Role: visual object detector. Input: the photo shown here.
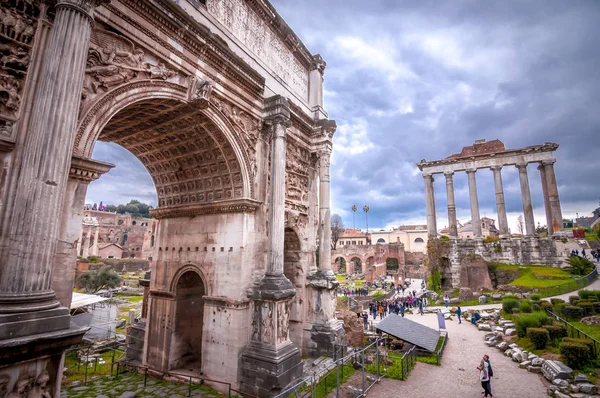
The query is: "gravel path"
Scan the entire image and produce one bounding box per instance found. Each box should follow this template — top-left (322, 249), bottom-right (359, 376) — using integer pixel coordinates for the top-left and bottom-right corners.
top-left (365, 311), bottom-right (549, 397)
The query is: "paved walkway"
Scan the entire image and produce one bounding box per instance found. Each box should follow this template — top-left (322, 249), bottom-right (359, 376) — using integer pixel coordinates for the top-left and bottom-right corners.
top-left (365, 312), bottom-right (548, 398)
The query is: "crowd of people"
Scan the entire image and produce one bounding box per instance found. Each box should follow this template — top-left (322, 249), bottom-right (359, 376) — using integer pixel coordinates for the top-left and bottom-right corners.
top-left (570, 248), bottom-right (600, 262)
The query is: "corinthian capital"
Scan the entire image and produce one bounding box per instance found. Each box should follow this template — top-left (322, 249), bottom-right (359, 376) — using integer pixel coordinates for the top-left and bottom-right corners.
top-left (56, 0), bottom-right (110, 20)
top-left (316, 147), bottom-right (331, 169)
top-left (263, 95), bottom-right (291, 127)
top-left (315, 119), bottom-right (336, 141)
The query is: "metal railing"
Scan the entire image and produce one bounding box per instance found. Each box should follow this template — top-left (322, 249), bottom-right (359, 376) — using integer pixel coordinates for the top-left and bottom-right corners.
top-left (273, 337), bottom-right (388, 398)
top-left (399, 345), bottom-right (416, 380)
top-left (546, 309), bottom-right (600, 358)
top-left (435, 331), bottom-right (448, 365)
top-left (537, 267), bottom-right (598, 298)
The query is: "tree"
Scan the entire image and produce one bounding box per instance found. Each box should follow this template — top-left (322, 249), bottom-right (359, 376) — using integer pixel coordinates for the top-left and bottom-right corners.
top-left (331, 213), bottom-right (344, 249)
top-left (536, 222), bottom-right (548, 235)
top-left (77, 266), bottom-right (122, 293)
top-left (517, 215), bottom-right (524, 235)
top-left (566, 256), bottom-right (595, 276)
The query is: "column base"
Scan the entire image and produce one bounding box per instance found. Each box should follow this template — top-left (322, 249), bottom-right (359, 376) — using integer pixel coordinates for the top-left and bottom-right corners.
top-left (240, 341), bottom-right (302, 397)
top-left (309, 319), bottom-right (345, 358)
top-left (0, 306), bottom-right (71, 340)
top-left (253, 274), bottom-right (296, 300)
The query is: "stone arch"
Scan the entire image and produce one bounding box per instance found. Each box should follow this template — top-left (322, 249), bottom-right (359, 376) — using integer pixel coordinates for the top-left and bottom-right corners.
top-left (169, 268), bottom-right (206, 371)
top-left (334, 257), bottom-right (347, 274)
top-left (366, 256), bottom-right (374, 268)
top-left (169, 264), bottom-right (211, 296)
top-left (73, 80), bottom-right (254, 202)
top-left (349, 256), bottom-right (362, 274)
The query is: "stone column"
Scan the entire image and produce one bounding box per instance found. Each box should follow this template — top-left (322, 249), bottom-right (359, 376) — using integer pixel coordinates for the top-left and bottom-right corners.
top-left (538, 163), bottom-right (554, 235)
top-left (466, 169), bottom-right (482, 238)
top-left (309, 54), bottom-right (327, 120)
top-left (423, 174), bottom-right (437, 237)
top-left (82, 227), bottom-right (90, 259)
top-left (516, 164), bottom-right (536, 236)
top-left (444, 172), bottom-right (458, 237)
top-left (76, 228), bottom-right (83, 257)
top-left (317, 146), bottom-right (333, 274)
top-left (542, 160), bottom-right (564, 234)
top-left (241, 96), bottom-right (301, 397)
top-left (92, 226), bottom-right (100, 256)
top-left (0, 0), bottom-right (108, 323)
top-left (491, 166), bottom-right (510, 237)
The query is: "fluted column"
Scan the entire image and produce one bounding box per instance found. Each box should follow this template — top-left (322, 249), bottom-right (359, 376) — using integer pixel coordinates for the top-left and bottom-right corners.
top-left (491, 166), bottom-right (509, 237)
top-left (516, 164), bottom-right (536, 236)
top-left (542, 160), bottom-right (564, 234)
top-left (538, 163), bottom-right (554, 235)
top-left (318, 147), bottom-right (333, 272)
top-left (423, 174), bottom-right (437, 237)
top-left (444, 172), bottom-right (458, 237)
top-left (466, 169), bottom-right (482, 238)
top-left (0, 0), bottom-right (107, 312)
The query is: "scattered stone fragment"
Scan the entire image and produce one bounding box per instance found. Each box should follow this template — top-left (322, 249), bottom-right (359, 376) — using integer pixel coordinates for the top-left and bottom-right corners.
top-left (574, 373), bottom-right (589, 384)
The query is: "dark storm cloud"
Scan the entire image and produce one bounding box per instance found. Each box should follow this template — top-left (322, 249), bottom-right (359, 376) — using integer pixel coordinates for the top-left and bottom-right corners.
top-left (271, 0), bottom-right (600, 230)
top-left (89, 1), bottom-right (600, 230)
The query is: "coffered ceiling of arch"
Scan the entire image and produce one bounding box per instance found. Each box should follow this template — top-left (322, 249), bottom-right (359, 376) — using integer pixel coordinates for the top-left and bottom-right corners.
top-left (98, 98), bottom-right (245, 207)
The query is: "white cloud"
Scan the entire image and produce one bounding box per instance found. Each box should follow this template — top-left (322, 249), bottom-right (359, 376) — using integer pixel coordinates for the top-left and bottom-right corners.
top-left (332, 117), bottom-right (375, 158)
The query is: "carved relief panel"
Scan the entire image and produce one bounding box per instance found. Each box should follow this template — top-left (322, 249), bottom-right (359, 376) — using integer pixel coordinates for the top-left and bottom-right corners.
top-left (285, 136), bottom-right (310, 214)
top-left (0, 0), bottom-right (40, 140)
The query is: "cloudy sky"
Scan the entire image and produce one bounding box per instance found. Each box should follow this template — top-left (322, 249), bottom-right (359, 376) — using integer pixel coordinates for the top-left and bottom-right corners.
top-left (87, 0), bottom-right (600, 233)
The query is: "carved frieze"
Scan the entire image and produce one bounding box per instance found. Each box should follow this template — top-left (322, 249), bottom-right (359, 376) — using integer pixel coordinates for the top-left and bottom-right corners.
top-left (82, 28), bottom-right (177, 104)
top-left (0, 362), bottom-right (54, 398)
top-left (211, 96), bottom-right (261, 178)
top-left (0, 0), bottom-right (40, 139)
top-left (285, 137), bottom-right (310, 214)
top-left (206, 0), bottom-right (309, 100)
top-left (276, 301), bottom-right (290, 344)
top-left (188, 75), bottom-right (213, 109)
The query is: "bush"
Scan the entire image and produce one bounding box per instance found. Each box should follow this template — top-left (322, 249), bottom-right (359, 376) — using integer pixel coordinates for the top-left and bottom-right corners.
top-left (588, 296), bottom-right (598, 302)
top-left (554, 302), bottom-right (567, 314)
top-left (519, 300), bottom-right (533, 313)
top-left (372, 291), bottom-right (384, 299)
top-left (531, 294), bottom-right (542, 301)
top-left (503, 297), bottom-right (520, 313)
top-left (439, 235), bottom-right (450, 241)
top-left (543, 324), bottom-right (567, 341)
top-left (76, 266), bottom-right (122, 294)
top-left (87, 255), bottom-right (100, 263)
top-left (577, 301), bottom-right (595, 316)
top-left (562, 305), bottom-right (584, 320)
top-left (512, 308), bottom-right (520, 314)
top-left (566, 256), bottom-right (595, 276)
top-left (532, 303), bottom-right (541, 312)
top-left (483, 236), bottom-right (499, 244)
top-left (569, 296), bottom-right (580, 305)
top-left (541, 301), bottom-right (553, 310)
top-left (527, 328), bottom-right (550, 349)
top-left (514, 312), bottom-right (549, 337)
top-left (593, 302), bottom-right (600, 313)
top-left (560, 340), bottom-right (592, 369)
top-left (578, 290), bottom-right (599, 300)
top-left (551, 298), bottom-right (565, 306)
top-left (563, 337), bottom-right (595, 353)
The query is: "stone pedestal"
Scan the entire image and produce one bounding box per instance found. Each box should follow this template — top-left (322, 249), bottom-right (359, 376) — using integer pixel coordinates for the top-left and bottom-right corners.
top-left (306, 271), bottom-right (344, 357)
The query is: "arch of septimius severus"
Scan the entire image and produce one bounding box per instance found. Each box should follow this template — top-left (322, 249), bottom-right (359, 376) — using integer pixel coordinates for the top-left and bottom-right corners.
top-left (0, 0), bottom-right (343, 396)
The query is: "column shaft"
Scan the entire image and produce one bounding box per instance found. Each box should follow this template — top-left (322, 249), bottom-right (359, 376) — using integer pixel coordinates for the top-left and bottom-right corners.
top-left (517, 164), bottom-right (536, 236)
top-left (318, 149), bottom-right (332, 271)
top-left (267, 121), bottom-right (287, 276)
top-left (444, 172), bottom-right (458, 237)
top-left (543, 161), bottom-right (564, 233)
top-left (538, 163), bottom-right (554, 235)
top-left (92, 226), bottom-right (99, 256)
top-left (423, 175), bottom-right (437, 237)
top-left (466, 169), bottom-right (482, 237)
top-left (82, 227), bottom-right (90, 259)
top-left (0, 1), bottom-right (101, 310)
top-left (491, 167), bottom-right (509, 237)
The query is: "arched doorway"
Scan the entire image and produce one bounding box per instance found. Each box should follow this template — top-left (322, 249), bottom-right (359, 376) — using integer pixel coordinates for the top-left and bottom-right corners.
top-left (386, 258), bottom-right (399, 272)
top-left (170, 270), bottom-right (205, 371)
top-left (440, 257), bottom-right (452, 289)
top-left (335, 257), bottom-right (347, 274)
top-left (350, 257), bottom-right (362, 274)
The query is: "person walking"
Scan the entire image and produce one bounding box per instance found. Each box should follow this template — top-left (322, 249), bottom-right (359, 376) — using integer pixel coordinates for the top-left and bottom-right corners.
top-left (456, 306), bottom-right (462, 323)
top-left (477, 361), bottom-right (492, 398)
top-left (483, 354), bottom-right (494, 396)
top-left (418, 298), bottom-right (424, 315)
top-left (444, 294), bottom-right (450, 308)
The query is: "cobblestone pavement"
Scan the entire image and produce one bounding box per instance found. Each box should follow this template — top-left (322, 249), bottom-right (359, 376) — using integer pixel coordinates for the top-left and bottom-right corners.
top-left (61, 373), bottom-right (223, 398)
top-left (365, 312), bottom-right (549, 398)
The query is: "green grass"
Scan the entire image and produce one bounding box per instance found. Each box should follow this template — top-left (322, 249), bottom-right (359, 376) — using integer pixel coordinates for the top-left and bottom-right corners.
top-left (63, 349), bottom-right (123, 383)
top-left (311, 364), bottom-right (355, 398)
top-left (335, 275), bottom-right (347, 283)
top-left (570, 321), bottom-right (600, 341)
top-left (365, 353), bottom-right (406, 380)
top-left (495, 264), bottom-right (575, 288)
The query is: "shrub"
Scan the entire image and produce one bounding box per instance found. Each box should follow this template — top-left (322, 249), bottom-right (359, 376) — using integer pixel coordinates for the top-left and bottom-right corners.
top-left (543, 324), bottom-right (567, 341)
top-left (519, 300), bottom-right (533, 313)
top-left (588, 296), bottom-right (598, 302)
top-left (562, 305), bottom-right (584, 320)
top-left (566, 256), bottom-right (595, 276)
top-left (541, 301), bottom-right (553, 310)
top-left (554, 302), bottom-right (567, 314)
top-left (372, 291), bottom-right (384, 299)
top-left (483, 236), bottom-right (499, 244)
top-left (439, 235), bottom-right (450, 241)
top-left (578, 290), bottom-right (597, 300)
top-left (532, 303), bottom-right (541, 312)
top-left (593, 302), bottom-right (600, 313)
top-left (560, 340), bottom-right (592, 369)
top-left (569, 296), bottom-right (580, 305)
top-left (87, 255), bottom-right (100, 263)
top-left (503, 297), bottom-right (520, 313)
top-left (512, 308), bottom-right (520, 314)
top-left (531, 294), bottom-right (542, 301)
top-left (563, 338), bottom-right (595, 353)
top-left (577, 301), bottom-right (595, 316)
top-left (551, 298), bottom-right (565, 306)
top-left (514, 312), bottom-right (549, 337)
top-left (527, 328), bottom-right (550, 349)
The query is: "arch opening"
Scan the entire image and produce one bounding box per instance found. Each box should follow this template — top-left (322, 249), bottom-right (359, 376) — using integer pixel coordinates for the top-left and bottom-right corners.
top-left (170, 270), bottom-right (206, 372)
top-left (335, 257), bottom-right (346, 274)
top-left (349, 257), bottom-right (362, 274)
top-left (386, 257), bottom-right (399, 272)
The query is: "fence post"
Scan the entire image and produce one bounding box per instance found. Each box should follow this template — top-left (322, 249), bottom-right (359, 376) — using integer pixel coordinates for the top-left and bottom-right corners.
top-left (144, 368), bottom-right (147, 387)
top-left (84, 350), bottom-right (89, 385)
top-left (188, 376), bottom-right (192, 397)
top-left (336, 358), bottom-right (340, 398)
top-left (116, 363), bottom-right (119, 380)
top-left (376, 339), bottom-right (380, 380)
top-left (361, 348), bottom-right (365, 394)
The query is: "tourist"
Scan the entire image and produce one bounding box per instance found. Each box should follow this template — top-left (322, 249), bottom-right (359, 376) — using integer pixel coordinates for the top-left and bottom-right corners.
top-left (582, 249), bottom-right (587, 258)
top-left (471, 312), bottom-right (481, 325)
top-left (456, 306), bottom-right (462, 324)
top-left (444, 294), bottom-right (450, 308)
top-left (477, 361), bottom-right (492, 398)
top-left (362, 312), bottom-right (369, 330)
top-left (418, 298), bottom-right (424, 315)
top-left (378, 304), bottom-right (384, 319)
top-left (483, 354), bottom-right (494, 396)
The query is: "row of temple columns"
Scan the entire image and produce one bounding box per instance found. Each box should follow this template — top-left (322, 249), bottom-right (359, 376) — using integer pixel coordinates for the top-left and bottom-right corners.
top-left (424, 160), bottom-right (564, 238)
top-left (76, 225), bottom-right (99, 259)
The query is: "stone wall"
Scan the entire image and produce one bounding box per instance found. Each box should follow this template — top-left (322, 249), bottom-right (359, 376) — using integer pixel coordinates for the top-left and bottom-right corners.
top-left (87, 258), bottom-right (150, 272)
top-left (405, 251), bottom-right (424, 265)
